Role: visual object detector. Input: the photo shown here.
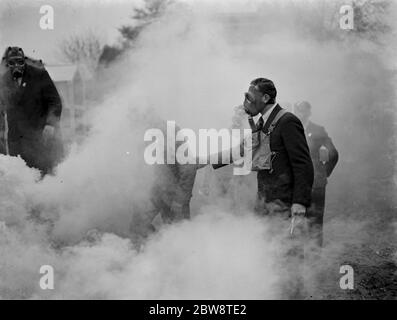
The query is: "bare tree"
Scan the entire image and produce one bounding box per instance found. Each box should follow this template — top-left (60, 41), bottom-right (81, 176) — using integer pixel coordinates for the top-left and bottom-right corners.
top-left (278, 0), bottom-right (392, 44)
top-left (59, 31), bottom-right (102, 72)
top-left (119, 0), bottom-right (171, 46)
top-left (98, 0), bottom-right (171, 66)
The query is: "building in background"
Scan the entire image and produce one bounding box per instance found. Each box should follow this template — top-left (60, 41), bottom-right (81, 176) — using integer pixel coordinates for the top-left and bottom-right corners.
top-left (46, 64), bottom-right (93, 144)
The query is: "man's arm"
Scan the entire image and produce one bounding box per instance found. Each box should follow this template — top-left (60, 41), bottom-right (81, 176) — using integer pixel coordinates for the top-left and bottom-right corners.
top-left (281, 116), bottom-right (314, 208)
top-left (171, 164), bottom-right (198, 217)
top-left (167, 134), bottom-right (199, 210)
top-left (321, 127), bottom-right (339, 177)
top-left (211, 132), bottom-right (251, 170)
top-left (40, 69), bottom-right (62, 127)
top-left (173, 164), bottom-right (198, 204)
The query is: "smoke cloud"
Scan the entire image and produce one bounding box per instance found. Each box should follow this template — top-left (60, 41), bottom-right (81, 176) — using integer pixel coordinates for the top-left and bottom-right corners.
top-left (0, 0), bottom-right (396, 299)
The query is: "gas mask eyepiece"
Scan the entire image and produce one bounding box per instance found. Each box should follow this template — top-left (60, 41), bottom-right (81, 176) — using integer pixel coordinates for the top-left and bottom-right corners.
top-left (4, 47), bottom-right (26, 79)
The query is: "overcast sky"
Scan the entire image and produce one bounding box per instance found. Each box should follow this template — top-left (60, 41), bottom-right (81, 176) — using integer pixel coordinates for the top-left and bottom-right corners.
top-left (0, 0), bottom-right (143, 64)
top-left (1, 0), bottom-right (396, 67)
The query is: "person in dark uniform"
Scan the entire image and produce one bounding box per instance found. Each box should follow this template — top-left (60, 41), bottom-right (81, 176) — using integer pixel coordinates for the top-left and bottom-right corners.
top-left (294, 101), bottom-right (339, 248)
top-left (0, 46), bottom-right (63, 175)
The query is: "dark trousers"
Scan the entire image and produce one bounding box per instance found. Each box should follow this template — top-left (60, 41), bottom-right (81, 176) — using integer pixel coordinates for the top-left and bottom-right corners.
top-left (130, 196), bottom-right (190, 247)
top-left (8, 139), bottom-right (49, 173)
top-left (255, 197), bottom-right (307, 299)
top-left (306, 187), bottom-right (326, 248)
top-left (4, 135), bottom-right (64, 176)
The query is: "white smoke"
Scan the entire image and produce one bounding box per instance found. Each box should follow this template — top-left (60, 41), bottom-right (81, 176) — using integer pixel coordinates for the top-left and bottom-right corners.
top-left (0, 154), bottom-right (283, 299)
top-left (0, 0), bottom-right (395, 299)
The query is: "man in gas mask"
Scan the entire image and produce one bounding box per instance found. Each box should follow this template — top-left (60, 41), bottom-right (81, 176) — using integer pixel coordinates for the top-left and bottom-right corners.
top-left (210, 78), bottom-right (313, 219)
top-left (235, 78), bottom-right (314, 218)
top-left (212, 78), bottom-right (314, 298)
top-left (248, 79), bottom-right (314, 298)
top-left (294, 101), bottom-right (338, 249)
top-left (0, 46), bottom-right (63, 175)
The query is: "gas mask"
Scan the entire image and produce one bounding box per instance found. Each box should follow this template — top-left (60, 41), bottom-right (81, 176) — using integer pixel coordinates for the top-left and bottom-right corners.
top-left (243, 85), bottom-right (266, 116)
top-left (4, 47), bottom-right (26, 79)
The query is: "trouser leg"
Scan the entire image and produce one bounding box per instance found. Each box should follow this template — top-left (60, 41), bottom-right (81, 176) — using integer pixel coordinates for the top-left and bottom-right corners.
top-left (303, 187), bottom-right (326, 297)
top-left (129, 200), bottom-right (159, 248)
top-left (307, 187), bottom-right (326, 248)
top-left (257, 198), bottom-right (307, 299)
top-left (161, 202), bottom-right (190, 224)
top-left (8, 139), bottom-right (52, 175)
top-left (130, 196), bottom-right (190, 248)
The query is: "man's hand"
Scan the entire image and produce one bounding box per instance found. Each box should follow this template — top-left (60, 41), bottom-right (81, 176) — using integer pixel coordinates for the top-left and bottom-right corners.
top-left (290, 203), bottom-right (306, 235)
top-left (196, 162), bottom-right (209, 169)
top-left (291, 203), bottom-right (306, 216)
top-left (42, 125), bottom-right (55, 145)
top-left (198, 165), bottom-right (212, 196)
top-left (170, 201), bottom-right (184, 221)
top-left (198, 183), bottom-right (210, 196)
top-left (319, 145), bottom-right (330, 164)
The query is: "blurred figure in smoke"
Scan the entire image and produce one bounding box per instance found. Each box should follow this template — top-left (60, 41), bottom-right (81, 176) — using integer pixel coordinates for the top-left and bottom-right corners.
top-left (0, 47), bottom-right (63, 176)
top-left (199, 104), bottom-right (257, 212)
top-left (294, 101), bottom-right (339, 248)
top-left (130, 118), bottom-right (203, 248)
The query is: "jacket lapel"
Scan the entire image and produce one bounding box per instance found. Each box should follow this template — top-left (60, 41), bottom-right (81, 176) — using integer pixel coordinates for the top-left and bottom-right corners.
top-left (306, 121), bottom-right (315, 139)
top-left (15, 66), bottom-right (30, 103)
top-left (19, 65), bottom-right (30, 92)
top-left (263, 104), bottom-right (282, 132)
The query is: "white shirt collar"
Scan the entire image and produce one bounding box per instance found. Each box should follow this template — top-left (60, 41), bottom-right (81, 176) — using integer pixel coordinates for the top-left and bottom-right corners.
top-left (302, 120), bottom-right (309, 131)
top-left (261, 103), bottom-right (277, 124)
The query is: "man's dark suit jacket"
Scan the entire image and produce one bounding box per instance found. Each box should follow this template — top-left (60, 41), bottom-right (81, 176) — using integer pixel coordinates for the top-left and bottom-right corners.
top-left (305, 121), bottom-right (338, 188)
top-left (1, 63), bottom-right (62, 141)
top-left (257, 104), bottom-right (314, 207)
top-left (0, 63), bottom-right (63, 172)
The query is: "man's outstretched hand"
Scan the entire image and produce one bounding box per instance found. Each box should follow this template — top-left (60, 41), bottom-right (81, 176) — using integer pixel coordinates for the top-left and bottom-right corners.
top-left (42, 124), bottom-right (55, 145)
top-left (290, 203), bottom-right (307, 235)
top-left (291, 203), bottom-right (306, 216)
top-left (170, 201), bottom-right (184, 221)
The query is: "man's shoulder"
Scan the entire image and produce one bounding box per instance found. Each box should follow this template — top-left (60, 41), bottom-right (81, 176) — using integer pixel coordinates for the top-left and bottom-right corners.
top-left (25, 57), bottom-right (45, 69)
top-left (278, 109), bottom-right (301, 125)
top-left (307, 121), bottom-right (327, 135)
top-left (25, 63), bottom-right (47, 77)
top-left (271, 109), bottom-right (304, 136)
